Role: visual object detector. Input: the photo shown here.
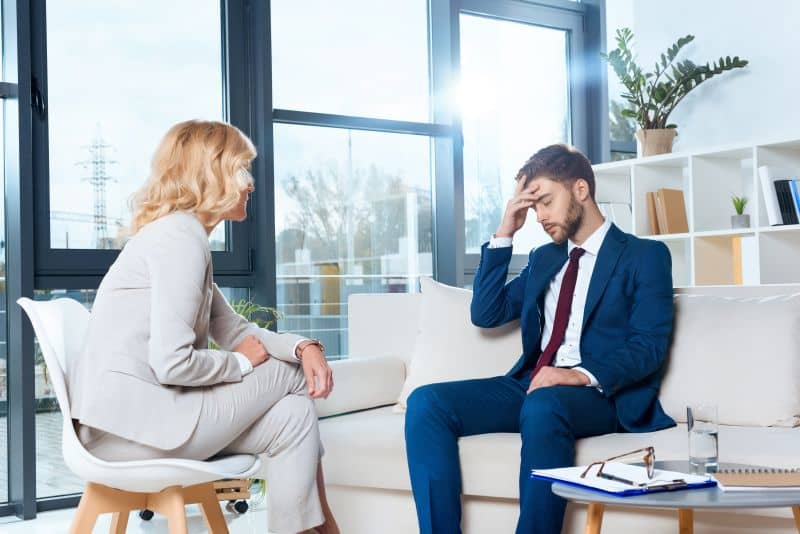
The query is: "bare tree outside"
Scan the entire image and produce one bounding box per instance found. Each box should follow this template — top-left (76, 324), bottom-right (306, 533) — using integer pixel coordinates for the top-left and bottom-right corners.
top-left (278, 164), bottom-right (432, 271)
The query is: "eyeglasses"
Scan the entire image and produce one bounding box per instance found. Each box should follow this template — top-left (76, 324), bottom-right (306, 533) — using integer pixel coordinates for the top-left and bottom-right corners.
top-left (580, 446), bottom-right (656, 483)
top-left (237, 168), bottom-right (254, 189)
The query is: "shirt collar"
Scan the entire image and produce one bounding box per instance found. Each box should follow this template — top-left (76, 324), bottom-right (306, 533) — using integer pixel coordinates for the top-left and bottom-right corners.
top-left (568, 218), bottom-right (611, 257)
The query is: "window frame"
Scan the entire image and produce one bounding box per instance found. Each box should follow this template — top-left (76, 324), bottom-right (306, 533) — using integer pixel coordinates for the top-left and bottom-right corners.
top-left (444, 0), bottom-right (607, 279)
top-left (29, 0), bottom-right (253, 290)
top-left (261, 0), bottom-right (454, 306)
top-left (2, 0), bottom-right (259, 519)
top-left (5, 0), bottom-right (37, 518)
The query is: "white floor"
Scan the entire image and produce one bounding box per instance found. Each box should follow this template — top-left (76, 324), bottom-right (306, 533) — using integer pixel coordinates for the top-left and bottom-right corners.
top-left (0, 503), bottom-right (277, 533)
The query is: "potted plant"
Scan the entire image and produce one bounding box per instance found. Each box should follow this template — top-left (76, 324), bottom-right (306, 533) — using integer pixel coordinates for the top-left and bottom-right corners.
top-left (731, 195), bottom-right (749, 229)
top-left (603, 28), bottom-right (748, 157)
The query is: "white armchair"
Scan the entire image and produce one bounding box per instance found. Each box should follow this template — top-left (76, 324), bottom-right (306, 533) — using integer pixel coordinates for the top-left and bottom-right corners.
top-left (17, 297), bottom-right (261, 534)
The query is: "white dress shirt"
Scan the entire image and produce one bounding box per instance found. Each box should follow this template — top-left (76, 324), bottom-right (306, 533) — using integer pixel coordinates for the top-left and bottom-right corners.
top-left (488, 218), bottom-right (612, 388)
top-left (234, 339), bottom-right (306, 376)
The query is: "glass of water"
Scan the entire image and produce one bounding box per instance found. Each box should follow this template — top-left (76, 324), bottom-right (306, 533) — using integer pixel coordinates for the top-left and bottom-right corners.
top-left (687, 404), bottom-right (719, 473)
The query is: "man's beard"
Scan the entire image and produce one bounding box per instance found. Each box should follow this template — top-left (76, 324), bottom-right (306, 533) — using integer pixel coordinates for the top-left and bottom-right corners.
top-left (551, 195), bottom-right (583, 244)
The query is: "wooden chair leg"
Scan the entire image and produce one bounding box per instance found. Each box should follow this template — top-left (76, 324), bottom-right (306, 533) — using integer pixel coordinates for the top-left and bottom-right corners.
top-left (109, 511), bottom-right (129, 534)
top-left (197, 484), bottom-right (229, 534)
top-left (792, 505), bottom-right (800, 532)
top-left (147, 486), bottom-right (188, 534)
top-left (181, 482), bottom-right (229, 534)
top-left (69, 483), bottom-right (103, 534)
top-left (678, 508), bottom-right (694, 534)
top-left (70, 482), bottom-right (146, 534)
top-left (584, 503), bottom-right (604, 534)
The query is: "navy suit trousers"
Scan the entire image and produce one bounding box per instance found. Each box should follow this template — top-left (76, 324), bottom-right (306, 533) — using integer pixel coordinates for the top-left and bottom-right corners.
top-left (405, 376), bottom-right (618, 534)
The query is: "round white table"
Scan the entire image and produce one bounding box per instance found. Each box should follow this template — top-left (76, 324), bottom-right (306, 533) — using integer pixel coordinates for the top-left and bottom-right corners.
top-left (550, 461), bottom-right (800, 534)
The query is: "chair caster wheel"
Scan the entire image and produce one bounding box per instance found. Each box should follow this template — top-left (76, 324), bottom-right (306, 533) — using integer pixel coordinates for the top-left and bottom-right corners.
top-left (233, 500), bottom-right (249, 514)
top-left (139, 509), bottom-right (154, 521)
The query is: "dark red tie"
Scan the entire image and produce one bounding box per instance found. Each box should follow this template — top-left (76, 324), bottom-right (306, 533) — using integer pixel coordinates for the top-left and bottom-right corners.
top-left (530, 247), bottom-right (586, 380)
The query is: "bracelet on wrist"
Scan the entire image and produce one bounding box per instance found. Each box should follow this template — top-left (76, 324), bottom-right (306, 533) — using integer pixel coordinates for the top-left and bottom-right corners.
top-left (296, 339), bottom-right (325, 360)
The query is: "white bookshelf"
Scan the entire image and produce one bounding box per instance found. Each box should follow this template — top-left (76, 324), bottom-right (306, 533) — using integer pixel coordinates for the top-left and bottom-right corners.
top-left (593, 137), bottom-right (800, 288)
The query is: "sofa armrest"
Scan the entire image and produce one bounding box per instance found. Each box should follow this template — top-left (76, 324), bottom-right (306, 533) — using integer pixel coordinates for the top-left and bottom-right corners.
top-left (314, 356), bottom-right (406, 418)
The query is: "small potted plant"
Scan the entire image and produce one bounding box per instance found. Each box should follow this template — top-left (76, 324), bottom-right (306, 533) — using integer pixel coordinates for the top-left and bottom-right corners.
top-left (731, 195), bottom-right (749, 229)
top-left (603, 28), bottom-right (748, 157)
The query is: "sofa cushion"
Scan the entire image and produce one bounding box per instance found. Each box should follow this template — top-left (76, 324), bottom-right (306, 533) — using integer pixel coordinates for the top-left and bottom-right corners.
top-left (660, 293), bottom-right (800, 427)
top-left (315, 357), bottom-right (407, 418)
top-left (395, 277), bottom-right (522, 410)
top-left (319, 407), bottom-right (800, 499)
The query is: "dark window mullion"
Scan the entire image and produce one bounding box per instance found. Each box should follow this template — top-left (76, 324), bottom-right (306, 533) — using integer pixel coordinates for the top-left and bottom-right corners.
top-left (217, 0), bottom-right (253, 277)
top-left (429, 0), bottom-right (463, 287)
top-left (5, 0), bottom-right (37, 519)
top-left (273, 108), bottom-right (452, 137)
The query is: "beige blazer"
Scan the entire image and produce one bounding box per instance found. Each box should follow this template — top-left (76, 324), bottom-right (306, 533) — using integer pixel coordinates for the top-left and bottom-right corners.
top-left (70, 212), bottom-right (305, 450)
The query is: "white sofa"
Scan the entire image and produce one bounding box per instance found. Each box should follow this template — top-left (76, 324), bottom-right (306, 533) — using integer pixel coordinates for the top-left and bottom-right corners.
top-left (315, 284), bottom-right (800, 533)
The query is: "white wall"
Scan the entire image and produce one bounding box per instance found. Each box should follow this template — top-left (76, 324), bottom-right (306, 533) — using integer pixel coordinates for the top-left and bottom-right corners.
top-left (622, 0), bottom-right (800, 151)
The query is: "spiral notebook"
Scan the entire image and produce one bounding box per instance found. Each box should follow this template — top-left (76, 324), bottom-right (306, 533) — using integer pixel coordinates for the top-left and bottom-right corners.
top-left (714, 467), bottom-right (800, 492)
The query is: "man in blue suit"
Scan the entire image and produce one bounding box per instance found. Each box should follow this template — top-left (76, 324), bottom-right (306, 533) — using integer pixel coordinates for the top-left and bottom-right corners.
top-left (405, 144), bottom-right (676, 533)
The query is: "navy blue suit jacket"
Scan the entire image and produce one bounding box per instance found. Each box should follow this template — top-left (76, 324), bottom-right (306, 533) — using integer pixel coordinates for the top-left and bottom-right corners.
top-left (470, 224), bottom-right (676, 433)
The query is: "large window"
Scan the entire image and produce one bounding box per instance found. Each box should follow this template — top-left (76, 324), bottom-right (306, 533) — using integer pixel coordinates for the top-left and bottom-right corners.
top-left (457, 1), bottom-right (591, 265)
top-left (460, 13), bottom-right (572, 256)
top-left (31, 0), bottom-right (229, 502)
top-left (270, 0), bottom-right (436, 357)
top-left (44, 1), bottom-right (225, 251)
top-left (273, 125), bottom-right (433, 356)
top-left (271, 0), bottom-right (430, 122)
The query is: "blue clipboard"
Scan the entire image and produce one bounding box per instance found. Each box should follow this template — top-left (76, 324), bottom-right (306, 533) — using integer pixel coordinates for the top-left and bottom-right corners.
top-left (531, 471), bottom-right (717, 497)
top-left (531, 464), bottom-right (717, 497)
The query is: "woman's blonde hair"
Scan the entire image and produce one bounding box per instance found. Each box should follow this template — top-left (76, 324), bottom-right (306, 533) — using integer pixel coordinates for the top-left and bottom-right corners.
top-left (125, 120), bottom-right (256, 236)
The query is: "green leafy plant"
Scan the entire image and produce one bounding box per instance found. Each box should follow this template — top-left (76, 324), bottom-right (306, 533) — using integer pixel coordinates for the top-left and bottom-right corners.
top-left (208, 300), bottom-right (281, 351)
top-left (731, 195), bottom-right (748, 215)
top-left (230, 299), bottom-right (281, 330)
top-left (603, 28), bottom-right (748, 130)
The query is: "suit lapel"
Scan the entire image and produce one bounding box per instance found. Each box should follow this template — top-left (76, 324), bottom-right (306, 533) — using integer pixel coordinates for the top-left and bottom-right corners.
top-left (582, 224), bottom-right (627, 329)
top-left (528, 242), bottom-right (568, 302)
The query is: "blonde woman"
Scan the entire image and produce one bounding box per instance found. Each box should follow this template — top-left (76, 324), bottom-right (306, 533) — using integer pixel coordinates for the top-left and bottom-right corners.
top-left (69, 120), bottom-right (339, 534)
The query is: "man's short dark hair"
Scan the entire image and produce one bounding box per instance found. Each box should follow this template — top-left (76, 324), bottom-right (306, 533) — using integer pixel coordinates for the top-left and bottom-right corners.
top-left (516, 144), bottom-right (595, 200)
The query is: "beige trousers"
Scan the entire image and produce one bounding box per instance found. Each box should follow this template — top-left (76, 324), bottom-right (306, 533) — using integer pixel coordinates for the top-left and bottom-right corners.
top-left (80, 358), bottom-right (323, 534)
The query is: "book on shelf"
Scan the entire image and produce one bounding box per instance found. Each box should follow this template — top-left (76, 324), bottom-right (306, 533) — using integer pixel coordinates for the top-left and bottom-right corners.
top-left (646, 192), bottom-right (660, 235)
top-left (774, 180), bottom-right (799, 225)
top-left (789, 179), bottom-right (800, 222)
top-left (732, 236), bottom-right (743, 285)
top-left (713, 466), bottom-right (800, 492)
top-left (730, 235), bottom-right (758, 286)
top-left (758, 166), bottom-right (799, 225)
top-left (654, 188), bottom-right (689, 234)
top-left (654, 193), bottom-right (668, 234)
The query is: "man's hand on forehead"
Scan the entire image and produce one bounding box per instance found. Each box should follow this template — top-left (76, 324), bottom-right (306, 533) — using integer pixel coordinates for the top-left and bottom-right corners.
top-left (498, 172), bottom-right (542, 238)
top-left (515, 174), bottom-right (540, 196)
